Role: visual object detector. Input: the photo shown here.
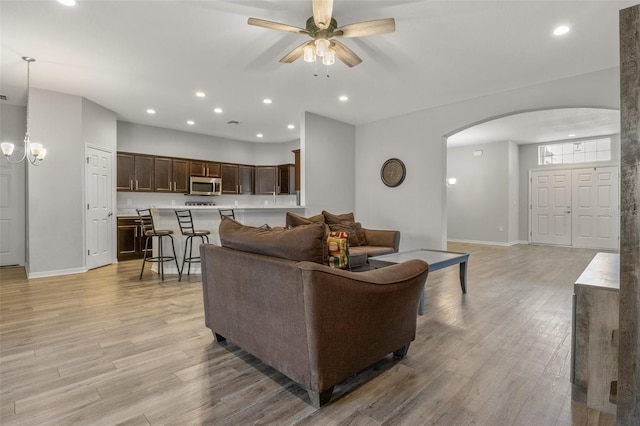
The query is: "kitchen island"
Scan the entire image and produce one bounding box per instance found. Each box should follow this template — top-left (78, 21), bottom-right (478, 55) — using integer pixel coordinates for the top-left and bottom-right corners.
top-left (119, 204), bottom-right (306, 275)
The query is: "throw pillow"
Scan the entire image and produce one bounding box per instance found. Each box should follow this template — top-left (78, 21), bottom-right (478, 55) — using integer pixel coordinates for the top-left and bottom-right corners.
top-left (354, 222), bottom-right (369, 246)
top-left (219, 218), bottom-right (326, 264)
top-left (285, 212), bottom-right (325, 228)
top-left (327, 231), bottom-right (349, 269)
top-left (322, 210), bottom-right (356, 224)
top-left (328, 223), bottom-right (359, 247)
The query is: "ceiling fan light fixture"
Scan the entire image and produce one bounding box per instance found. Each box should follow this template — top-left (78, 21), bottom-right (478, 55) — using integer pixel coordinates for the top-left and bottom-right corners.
top-left (303, 44), bottom-right (316, 62)
top-left (315, 39), bottom-right (330, 57)
top-left (322, 48), bottom-right (335, 65)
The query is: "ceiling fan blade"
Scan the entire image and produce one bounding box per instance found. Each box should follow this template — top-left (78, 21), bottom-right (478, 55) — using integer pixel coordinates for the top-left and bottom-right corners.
top-left (248, 17), bottom-right (308, 34)
top-left (330, 40), bottom-right (362, 67)
top-left (279, 41), bottom-right (314, 63)
top-left (312, 0), bottom-right (333, 30)
top-left (334, 18), bottom-right (396, 38)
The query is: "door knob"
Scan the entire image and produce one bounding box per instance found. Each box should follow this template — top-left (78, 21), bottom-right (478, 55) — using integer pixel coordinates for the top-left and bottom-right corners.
top-left (107, 211), bottom-right (113, 217)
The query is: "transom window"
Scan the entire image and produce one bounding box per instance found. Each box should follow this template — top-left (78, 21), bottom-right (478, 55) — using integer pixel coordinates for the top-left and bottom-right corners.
top-left (538, 138), bottom-right (611, 165)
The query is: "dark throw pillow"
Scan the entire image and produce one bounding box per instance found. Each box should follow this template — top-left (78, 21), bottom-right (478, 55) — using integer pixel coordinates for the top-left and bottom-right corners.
top-left (322, 210), bottom-right (356, 224)
top-left (328, 222), bottom-right (359, 247)
top-left (285, 212), bottom-right (325, 228)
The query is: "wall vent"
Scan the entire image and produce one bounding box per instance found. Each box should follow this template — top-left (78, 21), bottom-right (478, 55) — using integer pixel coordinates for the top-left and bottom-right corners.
top-left (227, 120), bottom-right (240, 125)
top-left (0, 95), bottom-right (7, 101)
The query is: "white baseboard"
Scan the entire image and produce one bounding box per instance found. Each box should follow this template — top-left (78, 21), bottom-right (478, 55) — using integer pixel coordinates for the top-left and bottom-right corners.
top-left (27, 266), bottom-right (87, 279)
top-left (447, 238), bottom-right (528, 247)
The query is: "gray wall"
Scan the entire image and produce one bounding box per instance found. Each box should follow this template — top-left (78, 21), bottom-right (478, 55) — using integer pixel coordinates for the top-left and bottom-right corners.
top-left (27, 89), bottom-right (85, 276)
top-left (356, 67), bottom-right (620, 251)
top-left (83, 98), bottom-right (117, 150)
top-left (447, 141), bottom-right (512, 244)
top-left (508, 141), bottom-right (520, 242)
top-left (302, 112), bottom-right (355, 216)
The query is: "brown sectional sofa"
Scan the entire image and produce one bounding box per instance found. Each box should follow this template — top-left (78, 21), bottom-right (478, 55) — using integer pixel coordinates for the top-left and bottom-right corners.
top-left (200, 218), bottom-right (429, 407)
top-left (286, 211), bottom-right (401, 268)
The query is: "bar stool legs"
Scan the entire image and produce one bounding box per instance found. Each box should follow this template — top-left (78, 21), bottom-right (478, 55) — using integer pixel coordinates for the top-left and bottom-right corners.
top-left (181, 234), bottom-right (209, 276)
top-left (174, 209), bottom-right (212, 278)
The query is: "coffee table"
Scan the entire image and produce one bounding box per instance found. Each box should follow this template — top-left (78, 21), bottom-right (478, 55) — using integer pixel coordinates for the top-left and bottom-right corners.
top-left (369, 249), bottom-right (470, 315)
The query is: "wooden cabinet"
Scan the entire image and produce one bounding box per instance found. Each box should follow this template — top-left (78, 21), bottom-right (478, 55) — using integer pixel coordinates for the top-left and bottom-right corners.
top-left (117, 217), bottom-right (150, 260)
top-left (221, 164), bottom-right (239, 194)
top-left (117, 153), bottom-right (154, 192)
top-left (292, 149), bottom-right (300, 191)
top-left (154, 157), bottom-right (189, 193)
top-left (239, 165), bottom-right (254, 194)
top-left (278, 164), bottom-right (295, 194)
top-left (254, 166), bottom-right (277, 194)
top-left (190, 161), bottom-right (220, 177)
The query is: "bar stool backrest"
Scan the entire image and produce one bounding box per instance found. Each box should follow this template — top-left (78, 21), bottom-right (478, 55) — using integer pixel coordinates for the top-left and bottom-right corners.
top-left (136, 208), bottom-right (156, 235)
top-left (219, 209), bottom-right (235, 220)
top-left (175, 209), bottom-right (195, 235)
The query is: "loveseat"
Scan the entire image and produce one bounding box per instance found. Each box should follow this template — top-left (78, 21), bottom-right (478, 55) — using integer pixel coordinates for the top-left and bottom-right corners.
top-left (286, 211), bottom-right (401, 268)
top-left (200, 218), bottom-right (429, 407)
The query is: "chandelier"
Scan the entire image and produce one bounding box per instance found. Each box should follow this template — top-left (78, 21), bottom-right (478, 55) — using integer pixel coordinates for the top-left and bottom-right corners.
top-left (1, 57), bottom-right (47, 165)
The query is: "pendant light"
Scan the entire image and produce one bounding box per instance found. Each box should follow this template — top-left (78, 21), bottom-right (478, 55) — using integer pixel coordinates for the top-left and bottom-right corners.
top-left (1, 57), bottom-right (47, 165)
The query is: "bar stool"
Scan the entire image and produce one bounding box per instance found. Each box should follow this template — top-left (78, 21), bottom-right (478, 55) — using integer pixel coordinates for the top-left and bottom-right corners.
top-left (174, 209), bottom-right (210, 277)
top-left (137, 208), bottom-right (181, 281)
top-left (218, 209), bottom-right (235, 220)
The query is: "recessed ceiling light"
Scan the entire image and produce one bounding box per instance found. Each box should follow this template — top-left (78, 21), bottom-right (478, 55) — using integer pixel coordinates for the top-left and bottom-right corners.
top-left (187, 120), bottom-right (195, 125)
top-left (553, 25), bottom-right (570, 36)
top-left (568, 133), bottom-right (576, 137)
top-left (57, 0), bottom-right (76, 6)
top-left (195, 92), bottom-right (206, 98)
top-left (339, 95), bottom-right (349, 102)
top-left (257, 133), bottom-right (264, 138)
top-left (146, 109), bottom-right (156, 115)
top-left (288, 124), bottom-right (295, 129)
top-left (213, 107), bottom-right (223, 114)
top-left (263, 98), bottom-right (272, 104)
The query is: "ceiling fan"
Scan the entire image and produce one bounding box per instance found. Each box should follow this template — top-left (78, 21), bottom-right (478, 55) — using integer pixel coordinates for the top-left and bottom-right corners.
top-left (248, 0), bottom-right (395, 67)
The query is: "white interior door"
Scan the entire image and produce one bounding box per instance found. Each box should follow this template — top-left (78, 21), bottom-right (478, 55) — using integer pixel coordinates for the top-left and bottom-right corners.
top-left (86, 147), bottom-right (114, 270)
top-left (572, 167), bottom-right (619, 249)
top-left (0, 159), bottom-right (26, 266)
top-left (531, 170), bottom-right (572, 245)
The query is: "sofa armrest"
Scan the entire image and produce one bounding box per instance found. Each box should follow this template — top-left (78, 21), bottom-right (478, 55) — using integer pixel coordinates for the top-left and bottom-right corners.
top-left (297, 260), bottom-right (428, 393)
top-left (363, 228), bottom-right (400, 252)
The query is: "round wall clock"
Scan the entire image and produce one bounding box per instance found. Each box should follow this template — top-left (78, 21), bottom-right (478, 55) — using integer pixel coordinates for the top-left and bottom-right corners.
top-left (380, 158), bottom-right (406, 187)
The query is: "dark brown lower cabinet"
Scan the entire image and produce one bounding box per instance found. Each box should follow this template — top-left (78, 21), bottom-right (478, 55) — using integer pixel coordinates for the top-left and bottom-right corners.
top-left (117, 217), bottom-right (151, 260)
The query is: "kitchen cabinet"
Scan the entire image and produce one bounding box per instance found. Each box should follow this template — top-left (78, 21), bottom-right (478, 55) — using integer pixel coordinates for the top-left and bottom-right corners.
top-left (221, 164), bottom-right (239, 194)
top-left (154, 157), bottom-right (189, 193)
top-left (292, 149), bottom-right (300, 191)
top-left (117, 153), bottom-right (154, 192)
top-left (239, 165), bottom-right (254, 194)
top-left (278, 164), bottom-right (295, 194)
top-left (117, 217), bottom-right (151, 260)
top-left (190, 161), bottom-right (220, 177)
top-left (254, 166), bottom-right (277, 194)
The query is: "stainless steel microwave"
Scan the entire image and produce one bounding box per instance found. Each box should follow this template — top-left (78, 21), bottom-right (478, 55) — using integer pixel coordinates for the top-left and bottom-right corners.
top-left (189, 176), bottom-right (222, 196)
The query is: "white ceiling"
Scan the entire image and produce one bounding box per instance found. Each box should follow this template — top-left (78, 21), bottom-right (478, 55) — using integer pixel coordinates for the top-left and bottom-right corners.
top-left (0, 0), bottom-right (634, 143)
top-left (447, 107), bottom-right (621, 147)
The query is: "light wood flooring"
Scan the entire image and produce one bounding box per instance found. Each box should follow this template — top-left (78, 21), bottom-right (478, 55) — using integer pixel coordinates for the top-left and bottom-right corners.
top-left (0, 243), bottom-right (617, 425)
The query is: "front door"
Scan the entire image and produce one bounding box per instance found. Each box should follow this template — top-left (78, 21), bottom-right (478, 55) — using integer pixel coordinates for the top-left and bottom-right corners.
top-left (572, 167), bottom-right (619, 249)
top-left (86, 147), bottom-right (114, 270)
top-left (531, 170), bottom-right (572, 245)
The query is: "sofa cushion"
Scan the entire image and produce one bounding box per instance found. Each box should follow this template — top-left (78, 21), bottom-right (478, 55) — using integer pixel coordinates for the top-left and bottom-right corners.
top-left (349, 245), bottom-right (395, 258)
top-left (322, 210), bottom-right (355, 224)
top-left (286, 212), bottom-right (325, 228)
top-left (220, 218), bottom-right (326, 264)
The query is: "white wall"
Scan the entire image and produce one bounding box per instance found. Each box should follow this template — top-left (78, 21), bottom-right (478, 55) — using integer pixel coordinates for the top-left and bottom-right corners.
top-left (508, 141), bottom-right (520, 243)
top-left (83, 98), bottom-right (117, 150)
top-left (355, 67), bottom-right (620, 251)
top-left (301, 112), bottom-right (356, 216)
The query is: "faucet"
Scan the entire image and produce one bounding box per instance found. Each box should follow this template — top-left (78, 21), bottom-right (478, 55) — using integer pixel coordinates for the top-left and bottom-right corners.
top-left (272, 191), bottom-right (276, 205)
